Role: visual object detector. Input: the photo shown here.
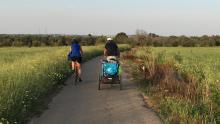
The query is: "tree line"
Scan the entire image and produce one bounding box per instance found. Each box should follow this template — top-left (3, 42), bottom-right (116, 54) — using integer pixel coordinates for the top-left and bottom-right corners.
top-left (1, 32), bottom-right (220, 47)
top-left (0, 34), bottom-right (106, 47)
top-left (130, 34), bottom-right (220, 47)
top-left (114, 31), bottom-right (220, 47)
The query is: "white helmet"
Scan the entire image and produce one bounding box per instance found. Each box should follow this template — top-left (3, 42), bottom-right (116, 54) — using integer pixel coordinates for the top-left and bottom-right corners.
top-left (107, 37), bottom-right (112, 41)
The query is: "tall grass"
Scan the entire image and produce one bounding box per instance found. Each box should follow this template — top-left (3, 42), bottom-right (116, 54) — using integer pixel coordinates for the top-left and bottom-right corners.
top-left (123, 47), bottom-right (220, 124)
top-left (0, 44), bottom-right (131, 124)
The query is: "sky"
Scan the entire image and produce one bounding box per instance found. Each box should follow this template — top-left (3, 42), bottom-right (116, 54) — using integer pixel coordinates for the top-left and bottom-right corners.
top-left (0, 0), bottom-right (220, 36)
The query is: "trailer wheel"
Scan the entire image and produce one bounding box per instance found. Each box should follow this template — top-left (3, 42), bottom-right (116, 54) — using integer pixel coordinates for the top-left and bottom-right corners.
top-left (98, 76), bottom-right (102, 90)
top-left (119, 75), bottom-right (122, 90)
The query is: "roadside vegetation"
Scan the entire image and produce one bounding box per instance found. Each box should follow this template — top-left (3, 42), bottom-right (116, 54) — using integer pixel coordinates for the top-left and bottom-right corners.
top-left (1, 31), bottom-right (220, 47)
top-left (0, 45), bottom-right (130, 124)
top-left (122, 47), bottom-right (220, 124)
top-left (1, 31), bottom-right (220, 124)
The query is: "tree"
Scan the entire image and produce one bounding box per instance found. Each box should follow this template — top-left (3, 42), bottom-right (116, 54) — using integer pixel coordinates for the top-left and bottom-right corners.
top-left (136, 29), bottom-right (148, 46)
top-left (200, 35), bottom-right (210, 47)
top-left (32, 40), bottom-right (41, 46)
top-left (214, 35), bottom-right (220, 46)
top-left (149, 33), bottom-right (159, 38)
top-left (114, 32), bottom-right (129, 44)
top-left (25, 35), bottom-right (33, 47)
top-left (87, 34), bottom-right (96, 45)
top-left (81, 34), bottom-right (96, 46)
top-left (96, 36), bottom-right (106, 45)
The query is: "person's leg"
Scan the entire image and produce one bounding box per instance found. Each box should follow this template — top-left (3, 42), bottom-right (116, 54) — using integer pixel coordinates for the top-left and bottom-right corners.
top-left (71, 61), bottom-right (75, 70)
top-left (76, 62), bottom-right (82, 82)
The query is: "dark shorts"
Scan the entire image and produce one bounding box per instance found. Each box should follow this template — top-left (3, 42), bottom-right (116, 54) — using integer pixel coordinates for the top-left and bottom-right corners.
top-left (71, 56), bottom-right (82, 63)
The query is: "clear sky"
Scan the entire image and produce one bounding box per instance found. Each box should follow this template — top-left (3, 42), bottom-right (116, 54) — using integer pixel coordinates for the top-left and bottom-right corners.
top-left (0, 0), bottom-right (220, 36)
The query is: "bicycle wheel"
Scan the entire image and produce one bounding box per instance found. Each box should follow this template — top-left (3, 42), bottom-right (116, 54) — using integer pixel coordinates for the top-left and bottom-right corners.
top-left (98, 75), bottom-right (102, 90)
top-left (119, 75), bottom-right (122, 90)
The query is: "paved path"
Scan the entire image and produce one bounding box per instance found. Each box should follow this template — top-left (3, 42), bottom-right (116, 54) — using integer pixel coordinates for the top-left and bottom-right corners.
top-left (29, 57), bottom-right (162, 124)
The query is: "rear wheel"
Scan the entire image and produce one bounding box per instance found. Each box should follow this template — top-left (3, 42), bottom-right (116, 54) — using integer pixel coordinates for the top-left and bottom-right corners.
top-left (119, 75), bottom-right (122, 90)
top-left (98, 76), bottom-right (102, 90)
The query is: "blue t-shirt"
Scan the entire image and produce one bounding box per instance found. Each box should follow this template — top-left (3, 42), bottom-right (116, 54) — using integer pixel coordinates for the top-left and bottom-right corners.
top-left (71, 43), bottom-right (81, 57)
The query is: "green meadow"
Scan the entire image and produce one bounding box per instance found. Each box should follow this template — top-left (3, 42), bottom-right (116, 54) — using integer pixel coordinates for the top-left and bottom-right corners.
top-left (124, 47), bottom-right (220, 124)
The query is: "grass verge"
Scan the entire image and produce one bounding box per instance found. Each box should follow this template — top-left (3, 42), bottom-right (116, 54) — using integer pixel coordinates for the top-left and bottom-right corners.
top-left (122, 47), bottom-right (220, 124)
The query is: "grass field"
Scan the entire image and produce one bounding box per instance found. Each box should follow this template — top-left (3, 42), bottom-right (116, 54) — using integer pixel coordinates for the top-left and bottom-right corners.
top-left (123, 47), bottom-right (220, 124)
top-left (0, 45), bottom-right (130, 124)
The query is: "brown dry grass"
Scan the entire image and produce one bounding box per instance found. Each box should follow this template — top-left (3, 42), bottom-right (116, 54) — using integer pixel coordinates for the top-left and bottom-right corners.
top-left (123, 48), bottom-right (199, 103)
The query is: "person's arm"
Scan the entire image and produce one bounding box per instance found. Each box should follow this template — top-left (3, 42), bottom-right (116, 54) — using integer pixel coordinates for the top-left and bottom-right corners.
top-left (104, 48), bottom-right (107, 56)
top-left (104, 43), bottom-right (108, 57)
top-left (68, 46), bottom-right (72, 61)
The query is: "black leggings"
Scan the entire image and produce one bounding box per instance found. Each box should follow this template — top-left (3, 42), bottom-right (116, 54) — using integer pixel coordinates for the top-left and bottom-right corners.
top-left (71, 57), bottom-right (82, 63)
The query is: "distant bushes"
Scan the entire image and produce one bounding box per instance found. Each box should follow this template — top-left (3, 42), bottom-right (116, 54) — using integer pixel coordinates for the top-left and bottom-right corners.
top-left (0, 34), bottom-right (106, 47)
top-left (129, 35), bottom-right (220, 47)
top-left (1, 33), bottom-right (220, 47)
top-left (114, 32), bottom-right (220, 47)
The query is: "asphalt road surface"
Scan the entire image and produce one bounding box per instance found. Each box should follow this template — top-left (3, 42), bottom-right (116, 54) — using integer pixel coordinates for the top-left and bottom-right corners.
top-left (29, 57), bottom-right (162, 124)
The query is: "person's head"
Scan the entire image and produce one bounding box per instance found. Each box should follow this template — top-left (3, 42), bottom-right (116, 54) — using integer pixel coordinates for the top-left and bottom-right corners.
top-left (71, 38), bottom-right (79, 44)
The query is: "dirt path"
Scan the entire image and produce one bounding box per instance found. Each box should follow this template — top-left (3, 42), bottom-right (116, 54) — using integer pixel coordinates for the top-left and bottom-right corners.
top-left (29, 57), bottom-right (162, 124)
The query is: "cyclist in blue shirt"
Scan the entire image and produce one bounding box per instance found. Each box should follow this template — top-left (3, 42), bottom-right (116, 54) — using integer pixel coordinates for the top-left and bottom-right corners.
top-left (68, 39), bottom-right (83, 82)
